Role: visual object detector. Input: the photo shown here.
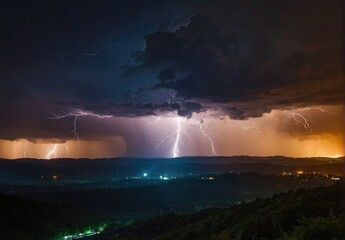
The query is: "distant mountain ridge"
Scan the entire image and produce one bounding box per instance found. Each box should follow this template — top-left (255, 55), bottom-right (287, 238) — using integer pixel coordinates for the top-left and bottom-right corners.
top-left (0, 156), bottom-right (343, 182)
top-left (1, 155), bottom-right (344, 165)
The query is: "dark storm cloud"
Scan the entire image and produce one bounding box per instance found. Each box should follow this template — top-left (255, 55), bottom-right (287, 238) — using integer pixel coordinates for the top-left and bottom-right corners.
top-left (0, 0), bottom-right (343, 141)
top-left (122, 7), bottom-right (343, 119)
top-left (0, 0), bottom-right (189, 103)
top-left (0, 0), bottom-right (191, 140)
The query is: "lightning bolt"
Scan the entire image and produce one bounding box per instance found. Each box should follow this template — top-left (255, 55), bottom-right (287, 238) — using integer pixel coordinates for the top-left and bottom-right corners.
top-left (281, 107), bottom-right (331, 133)
top-left (153, 117), bottom-right (182, 156)
top-left (154, 133), bottom-right (174, 152)
top-left (153, 116), bottom-right (218, 157)
top-left (47, 144), bottom-right (57, 159)
top-left (199, 122), bottom-right (217, 156)
top-left (49, 110), bottom-right (112, 156)
top-left (172, 118), bottom-right (181, 158)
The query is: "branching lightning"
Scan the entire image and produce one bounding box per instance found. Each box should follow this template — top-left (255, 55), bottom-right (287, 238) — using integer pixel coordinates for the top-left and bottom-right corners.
top-left (153, 116), bottom-right (218, 157)
top-left (154, 134), bottom-right (174, 152)
top-left (281, 107), bottom-right (330, 133)
top-left (153, 118), bottom-right (181, 154)
top-left (199, 123), bottom-right (217, 156)
top-left (49, 110), bottom-right (112, 157)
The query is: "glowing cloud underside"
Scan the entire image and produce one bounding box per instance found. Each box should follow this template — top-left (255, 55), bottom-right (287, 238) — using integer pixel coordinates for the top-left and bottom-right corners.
top-left (0, 106), bottom-right (343, 159)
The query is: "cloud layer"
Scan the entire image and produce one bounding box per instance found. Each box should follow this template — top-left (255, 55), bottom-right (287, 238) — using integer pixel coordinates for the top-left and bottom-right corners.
top-left (122, 10), bottom-right (343, 118)
top-left (0, 0), bottom-right (343, 155)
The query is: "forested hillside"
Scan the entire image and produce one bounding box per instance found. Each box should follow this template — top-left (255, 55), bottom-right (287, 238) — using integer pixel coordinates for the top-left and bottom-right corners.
top-left (95, 182), bottom-right (344, 240)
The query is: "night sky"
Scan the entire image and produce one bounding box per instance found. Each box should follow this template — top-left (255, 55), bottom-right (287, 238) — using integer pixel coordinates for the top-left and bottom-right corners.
top-left (0, 0), bottom-right (344, 159)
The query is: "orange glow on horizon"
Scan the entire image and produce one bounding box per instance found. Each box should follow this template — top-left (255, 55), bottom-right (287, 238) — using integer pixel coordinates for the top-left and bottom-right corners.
top-left (0, 137), bottom-right (126, 159)
top-left (0, 105), bottom-right (343, 159)
top-left (0, 136), bottom-right (343, 160)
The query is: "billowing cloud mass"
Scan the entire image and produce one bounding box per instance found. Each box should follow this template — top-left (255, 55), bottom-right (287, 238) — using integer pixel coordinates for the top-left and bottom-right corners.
top-left (122, 11), bottom-right (342, 118)
top-left (0, 0), bottom-right (343, 158)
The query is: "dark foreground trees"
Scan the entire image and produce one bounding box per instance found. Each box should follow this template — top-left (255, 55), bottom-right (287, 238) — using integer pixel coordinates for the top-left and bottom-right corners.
top-left (0, 193), bottom-right (102, 240)
top-left (97, 182), bottom-right (344, 240)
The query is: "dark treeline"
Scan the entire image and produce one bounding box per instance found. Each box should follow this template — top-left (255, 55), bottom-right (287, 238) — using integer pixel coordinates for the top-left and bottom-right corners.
top-left (0, 193), bottom-right (103, 240)
top-left (94, 182), bottom-right (345, 240)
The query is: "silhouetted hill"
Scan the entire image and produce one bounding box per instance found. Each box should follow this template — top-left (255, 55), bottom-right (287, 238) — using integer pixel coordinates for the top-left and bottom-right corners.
top-left (2, 155), bottom-right (343, 166)
top-left (0, 193), bottom-right (102, 240)
top-left (92, 182), bottom-right (345, 240)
